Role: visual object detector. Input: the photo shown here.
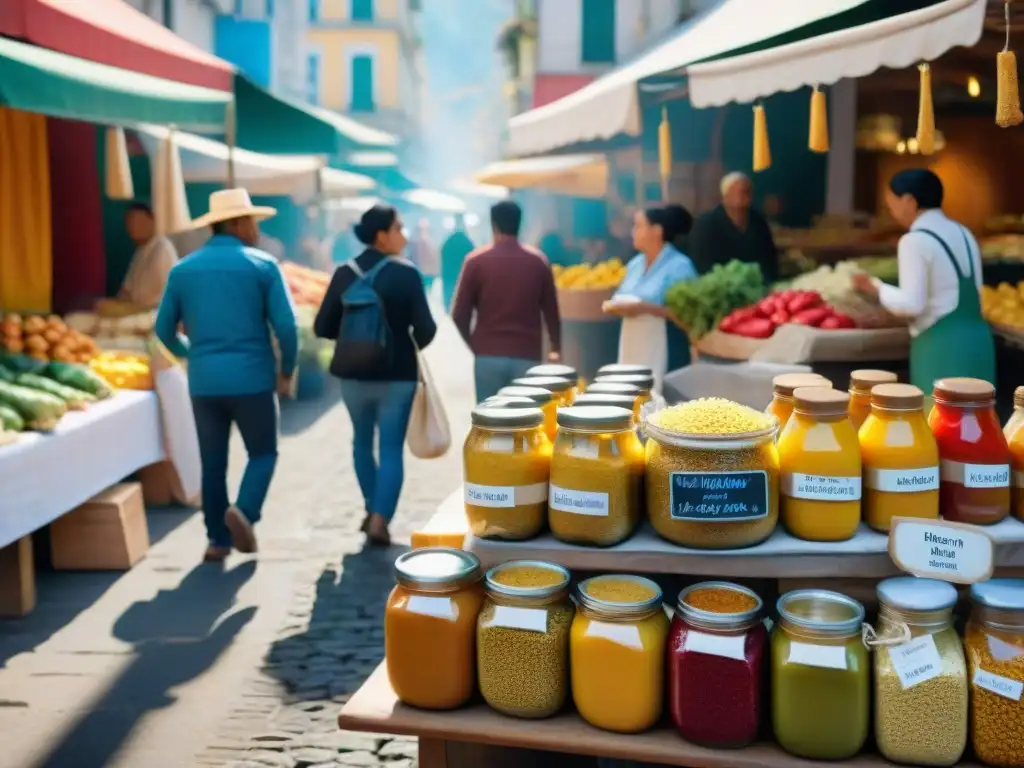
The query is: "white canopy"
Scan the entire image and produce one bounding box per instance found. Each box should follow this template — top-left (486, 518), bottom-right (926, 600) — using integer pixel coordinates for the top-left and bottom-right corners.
top-left (134, 125), bottom-right (375, 201)
top-left (474, 154), bottom-right (608, 198)
top-left (688, 0), bottom-right (986, 108)
top-left (308, 106), bottom-right (398, 148)
top-left (402, 188), bottom-right (467, 213)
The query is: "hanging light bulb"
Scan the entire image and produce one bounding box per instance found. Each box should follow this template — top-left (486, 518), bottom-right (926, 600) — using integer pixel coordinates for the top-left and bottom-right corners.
top-left (896, 140), bottom-right (908, 155)
top-left (907, 137), bottom-right (920, 154)
top-left (968, 76), bottom-right (982, 98)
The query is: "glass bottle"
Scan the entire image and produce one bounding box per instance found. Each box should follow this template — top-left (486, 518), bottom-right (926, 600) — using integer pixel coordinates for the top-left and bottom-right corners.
top-left (1006, 387), bottom-right (1024, 522)
top-left (848, 369), bottom-right (898, 430)
top-left (765, 372), bottom-right (830, 430)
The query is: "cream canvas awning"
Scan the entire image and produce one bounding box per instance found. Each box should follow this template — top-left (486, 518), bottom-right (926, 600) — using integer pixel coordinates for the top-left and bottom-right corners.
top-left (474, 155), bottom-right (608, 198)
top-left (688, 0), bottom-right (986, 107)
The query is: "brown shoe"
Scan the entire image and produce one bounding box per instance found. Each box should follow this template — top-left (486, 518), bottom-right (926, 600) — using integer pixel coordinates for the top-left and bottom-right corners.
top-left (366, 513), bottom-right (391, 547)
top-left (204, 545), bottom-right (231, 562)
top-left (225, 506), bottom-right (258, 554)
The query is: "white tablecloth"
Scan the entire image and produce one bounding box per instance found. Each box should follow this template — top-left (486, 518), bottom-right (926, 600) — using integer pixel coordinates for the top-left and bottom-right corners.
top-left (0, 391), bottom-right (165, 548)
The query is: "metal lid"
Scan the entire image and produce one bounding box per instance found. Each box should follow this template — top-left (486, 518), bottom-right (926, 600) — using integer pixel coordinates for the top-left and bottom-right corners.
top-left (573, 392), bottom-right (638, 409)
top-left (793, 387), bottom-right (849, 417)
top-left (578, 575), bottom-right (663, 619)
top-left (850, 369), bottom-right (898, 394)
top-left (598, 363), bottom-right (653, 378)
top-left (512, 375), bottom-right (575, 394)
top-left (484, 560), bottom-right (570, 601)
top-left (525, 363), bottom-right (577, 380)
top-left (587, 381), bottom-right (642, 397)
top-left (777, 589), bottom-right (865, 635)
top-left (497, 385), bottom-right (554, 405)
top-left (971, 578), bottom-right (1024, 610)
top-left (556, 405), bottom-right (633, 432)
top-left (394, 548), bottom-right (482, 592)
top-left (470, 404), bottom-right (544, 429)
top-left (677, 581), bottom-right (763, 629)
top-left (933, 377), bottom-right (996, 406)
top-left (595, 373), bottom-right (654, 392)
top-left (871, 383), bottom-right (925, 411)
top-left (772, 372), bottom-right (830, 398)
top-left (877, 577), bottom-right (958, 612)
top-left (483, 395), bottom-right (538, 409)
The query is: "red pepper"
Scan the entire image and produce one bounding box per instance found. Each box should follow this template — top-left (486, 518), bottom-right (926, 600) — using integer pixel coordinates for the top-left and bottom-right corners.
top-left (757, 297), bottom-right (780, 317)
top-left (730, 307), bottom-right (762, 323)
top-left (719, 315), bottom-right (739, 333)
top-left (775, 290), bottom-right (796, 304)
top-left (769, 310), bottom-right (790, 325)
top-left (831, 313), bottom-right (857, 329)
top-left (734, 318), bottom-right (776, 338)
top-left (787, 292), bottom-right (822, 314)
top-left (791, 307), bottom-right (831, 327)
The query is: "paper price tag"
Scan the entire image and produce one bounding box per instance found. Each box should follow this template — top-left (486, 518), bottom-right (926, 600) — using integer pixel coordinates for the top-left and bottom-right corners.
top-left (788, 641), bottom-right (848, 671)
top-left (490, 606), bottom-right (547, 632)
top-left (405, 595), bottom-right (455, 620)
top-left (585, 620), bottom-right (643, 650)
top-left (888, 635), bottom-right (942, 689)
top-left (550, 486), bottom-right (609, 517)
top-left (889, 518), bottom-right (994, 584)
top-left (974, 668), bottom-right (1024, 701)
top-left (465, 483), bottom-right (515, 508)
top-left (682, 630), bottom-right (747, 661)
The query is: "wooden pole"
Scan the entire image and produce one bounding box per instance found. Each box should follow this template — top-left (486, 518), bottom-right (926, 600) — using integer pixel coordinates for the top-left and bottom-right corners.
top-left (225, 100), bottom-right (237, 188)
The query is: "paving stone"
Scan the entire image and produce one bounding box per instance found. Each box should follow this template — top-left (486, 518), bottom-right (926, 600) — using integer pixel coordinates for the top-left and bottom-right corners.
top-left (336, 752), bottom-right (383, 767)
top-left (289, 748), bottom-right (339, 766)
top-left (247, 751), bottom-right (298, 768)
top-left (377, 740), bottom-right (417, 759)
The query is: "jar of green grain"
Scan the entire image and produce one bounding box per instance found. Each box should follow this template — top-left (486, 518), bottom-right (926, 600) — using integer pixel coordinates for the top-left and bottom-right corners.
top-left (872, 577), bottom-right (967, 766)
top-left (477, 560), bottom-right (574, 718)
top-left (464, 406), bottom-right (552, 541)
top-left (644, 398), bottom-right (780, 549)
top-left (549, 406), bottom-right (645, 547)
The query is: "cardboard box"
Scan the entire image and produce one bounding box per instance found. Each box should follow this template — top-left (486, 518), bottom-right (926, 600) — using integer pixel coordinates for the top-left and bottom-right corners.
top-left (51, 483), bottom-right (150, 571)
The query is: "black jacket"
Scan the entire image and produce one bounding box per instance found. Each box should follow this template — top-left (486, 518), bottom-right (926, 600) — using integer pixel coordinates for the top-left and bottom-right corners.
top-left (688, 204), bottom-right (779, 285)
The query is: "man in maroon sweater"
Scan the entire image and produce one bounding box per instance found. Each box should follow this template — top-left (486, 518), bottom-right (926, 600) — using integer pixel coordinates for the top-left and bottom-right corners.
top-left (452, 201), bottom-right (562, 401)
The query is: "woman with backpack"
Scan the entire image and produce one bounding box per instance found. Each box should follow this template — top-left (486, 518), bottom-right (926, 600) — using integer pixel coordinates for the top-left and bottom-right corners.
top-left (314, 205), bottom-right (438, 546)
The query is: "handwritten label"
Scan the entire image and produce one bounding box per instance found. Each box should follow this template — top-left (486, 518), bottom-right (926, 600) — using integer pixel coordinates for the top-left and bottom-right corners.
top-left (682, 630), bottom-right (747, 661)
top-left (669, 471), bottom-right (768, 522)
top-left (783, 473), bottom-right (862, 501)
top-left (550, 486), bottom-right (609, 516)
top-left (585, 620), bottom-right (643, 650)
top-left (865, 467), bottom-right (939, 493)
top-left (788, 641), bottom-right (848, 671)
top-left (888, 518), bottom-right (994, 584)
top-left (490, 606), bottom-right (548, 633)
top-left (974, 668), bottom-right (1024, 701)
top-left (940, 461), bottom-right (1011, 489)
top-left (465, 482), bottom-right (547, 508)
top-left (405, 595), bottom-right (455, 620)
top-left (888, 635), bottom-right (943, 689)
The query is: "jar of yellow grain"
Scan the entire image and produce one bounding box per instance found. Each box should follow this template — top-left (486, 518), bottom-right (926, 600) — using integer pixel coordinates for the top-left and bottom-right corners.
top-left (570, 575), bottom-right (668, 733)
top-left (512, 375), bottom-right (575, 407)
top-left (549, 406), bottom-right (645, 547)
top-left (586, 381), bottom-right (644, 423)
top-left (477, 561), bottom-right (574, 718)
top-left (966, 579), bottom-right (1024, 767)
top-left (644, 398), bottom-right (780, 549)
top-left (464, 406), bottom-right (552, 541)
top-left (497, 385), bottom-right (558, 441)
top-left (594, 373), bottom-right (656, 415)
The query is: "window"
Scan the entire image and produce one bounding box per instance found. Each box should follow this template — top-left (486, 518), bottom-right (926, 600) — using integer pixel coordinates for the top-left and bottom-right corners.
top-left (581, 0), bottom-right (615, 64)
top-left (307, 52), bottom-right (320, 106)
top-left (350, 0), bottom-right (374, 21)
top-left (350, 53), bottom-right (375, 112)
top-left (308, 0), bottom-right (319, 21)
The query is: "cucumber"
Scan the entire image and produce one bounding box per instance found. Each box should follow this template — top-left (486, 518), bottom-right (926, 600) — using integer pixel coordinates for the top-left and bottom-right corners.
top-left (15, 373), bottom-right (95, 410)
top-left (0, 381), bottom-right (67, 431)
top-left (0, 352), bottom-right (47, 375)
top-left (46, 361), bottom-right (113, 399)
top-left (0, 403), bottom-right (23, 432)
top-left (0, 365), bottom-right (13, 383)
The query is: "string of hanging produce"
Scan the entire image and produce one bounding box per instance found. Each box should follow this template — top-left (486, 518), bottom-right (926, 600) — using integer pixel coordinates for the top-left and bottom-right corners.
top-left (997, 0), bottom-right (1024, 127)
top-left (916, 62), bottom-right (936, 155)
top-left (808, 85), bottom-right (829, 154)
top-left (658, 107), bottom-right (672, 200)
top-left (752, 102), bottom-right (771, 172)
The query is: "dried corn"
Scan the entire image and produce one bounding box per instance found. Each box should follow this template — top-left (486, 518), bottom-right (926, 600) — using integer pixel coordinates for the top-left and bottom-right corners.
top-left (809, 87), bottom-right (829, 153)
top-left (753, 104), bottom-right (771, 172)
top-left (997, 2), bottom-right (1024, 127)
top-left (916, 63), bottom-right (936, 155)
top-left (658, 107), bottom-right (672, 181)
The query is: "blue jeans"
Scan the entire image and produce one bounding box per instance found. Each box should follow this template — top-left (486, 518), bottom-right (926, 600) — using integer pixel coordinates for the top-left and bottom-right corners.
top-left (474, 356), bottom-right (539, 402)
top-left (192, 392), bottom-right (278, 548)
top-left (340, 380), bottom-right (418, 522)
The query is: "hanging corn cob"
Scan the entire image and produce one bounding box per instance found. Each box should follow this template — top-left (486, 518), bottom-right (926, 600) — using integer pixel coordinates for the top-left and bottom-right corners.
top-left (658, 107), bottom-right (672, 200)
top-left (809, 86), bottom-right (829, 153)
top-left (998, 0), bottom-right (1024, 127)
top-left (916, 63), bottom-right (936, 155)
top-left (753, 103), bottom-right (771, 172)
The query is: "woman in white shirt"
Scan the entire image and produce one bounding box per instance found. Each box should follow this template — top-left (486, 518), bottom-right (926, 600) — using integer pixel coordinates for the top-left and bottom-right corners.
top-left (852, 169), bottom-right (994, 390)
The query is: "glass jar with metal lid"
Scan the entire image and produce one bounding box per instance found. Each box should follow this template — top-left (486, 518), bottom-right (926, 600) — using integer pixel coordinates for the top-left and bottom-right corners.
top-left (586, 381), bottom-right (644, 422)
top-left (497, 385), bottom-right (558, 441)
top-left (482, 395), bottom-right (537, 409)
top-left (477, 560), bottom-right (574, 718)
top-left (548, 406), bottom-right (644, 547)
top-left (848, 369), bottom-right (898, 429)
top-left (668, 581), bottom-right (766, 748)
top-left (570, 575), bottom-right (668, 733)
top-left (871, 578), bottom-right (967, 766)
top-left (1007, 387), bottom-right (1024, 522)
top-left (525, 363), bottom-right (578, 399)
top-left (512, 375), bottom-right (575, 407)
top-left (573, 392), bottom-right (638, 410)
top-left (464, 405), bottom-right (551, 541)
top-left (385, 548), bottom-right (485, 710)
top-left (594, 372), bottom-right (656, 414)
top-left (597, 363), bottom-right (653, 379)
top-left (929, 378), bottom-right (1011, 526)
top-left (966, 579), bottom-right (1024, 767)
top-left (772, 589), bottom-right (869, 760)
top-left (765, 372), bottom-right (830, 430)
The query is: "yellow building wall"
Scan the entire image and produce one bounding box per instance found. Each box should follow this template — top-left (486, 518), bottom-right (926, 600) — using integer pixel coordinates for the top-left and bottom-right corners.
top-left (307, 28), bottom-right (401, 111)
top-left (319, 0), bottom-right (400, 21)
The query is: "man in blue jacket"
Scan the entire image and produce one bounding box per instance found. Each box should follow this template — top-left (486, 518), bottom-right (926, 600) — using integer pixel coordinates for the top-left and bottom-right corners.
top-left (155, 189), bottom-right (299, 562)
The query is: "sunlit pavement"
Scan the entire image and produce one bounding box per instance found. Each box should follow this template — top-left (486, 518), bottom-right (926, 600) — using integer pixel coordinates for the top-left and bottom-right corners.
top-left (0, 293), bottom-right (471, 768)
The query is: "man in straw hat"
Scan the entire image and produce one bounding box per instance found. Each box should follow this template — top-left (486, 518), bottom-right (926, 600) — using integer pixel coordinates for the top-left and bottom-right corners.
top-left (154, 188), bottom-right (299, 563)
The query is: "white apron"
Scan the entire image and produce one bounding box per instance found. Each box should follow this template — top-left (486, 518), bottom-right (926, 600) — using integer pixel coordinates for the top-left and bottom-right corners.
top-left (617, 314), bottom-right (668, 394)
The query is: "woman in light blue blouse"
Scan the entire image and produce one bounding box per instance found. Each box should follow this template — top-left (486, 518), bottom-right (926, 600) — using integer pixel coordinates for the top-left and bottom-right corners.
top-left (602, 204), bottom-right (697, 392)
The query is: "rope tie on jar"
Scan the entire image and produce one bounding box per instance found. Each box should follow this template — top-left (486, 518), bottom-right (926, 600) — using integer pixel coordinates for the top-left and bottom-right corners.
top-left (861, 621), bottom-right (912, 648)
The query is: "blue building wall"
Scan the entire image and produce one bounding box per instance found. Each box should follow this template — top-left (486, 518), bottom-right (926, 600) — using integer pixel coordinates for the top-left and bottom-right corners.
top-left (215, 16), bottom-right (272, 87)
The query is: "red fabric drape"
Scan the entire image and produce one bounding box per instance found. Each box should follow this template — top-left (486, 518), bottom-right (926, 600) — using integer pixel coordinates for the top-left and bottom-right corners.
top-left (48, 118), bottom-right (106, 314)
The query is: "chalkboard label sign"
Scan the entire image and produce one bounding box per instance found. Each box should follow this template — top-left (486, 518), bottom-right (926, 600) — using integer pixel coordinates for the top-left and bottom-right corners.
top-left (669, 471), bottom-right (769, 522)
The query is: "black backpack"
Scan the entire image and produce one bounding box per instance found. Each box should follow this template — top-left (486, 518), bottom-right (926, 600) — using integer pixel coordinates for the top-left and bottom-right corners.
top-left (333, 258), bottom-right (392, 376)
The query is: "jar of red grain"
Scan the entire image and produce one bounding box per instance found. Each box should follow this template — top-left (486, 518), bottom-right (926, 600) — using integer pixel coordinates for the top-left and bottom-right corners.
top-left (667, 581), bottom-right (767, 748)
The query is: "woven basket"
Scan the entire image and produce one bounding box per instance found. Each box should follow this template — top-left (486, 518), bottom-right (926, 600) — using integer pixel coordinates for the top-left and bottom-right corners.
top-left (826, 293), bottom-right (906, 330)
top-left (556, 286), bottom-right (617, 322)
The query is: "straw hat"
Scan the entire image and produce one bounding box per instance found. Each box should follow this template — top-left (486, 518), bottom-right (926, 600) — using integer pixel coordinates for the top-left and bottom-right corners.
top-left (191, 188), bottom-right (277, 229)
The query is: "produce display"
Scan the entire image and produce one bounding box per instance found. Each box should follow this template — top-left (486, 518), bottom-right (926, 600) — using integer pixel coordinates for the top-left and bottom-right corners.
top-left (664, 260), bottom-right (765, 339)
top-left (981, 233), bottom-right (1024, 260)
top-left (281, 261), bottom-right (330, 307)
top-left (552, 259), bottom-right (627, 291)
top-left (89, 352), bottom-right (153, 391)
top-left (1, 313), bottom-right (100, 363)
top-left (981, 282), bottom-right (1024, 330)
top-left (0, 380), bottom-right (67, 431)
top-left (0, 354), bottom-right (115, 435)
top-left (781, 261), bottom-right (901, 329)
top-left (64, 310), bottom-right (156, 354)
top-left (717, 289), bottom-right (857, 339)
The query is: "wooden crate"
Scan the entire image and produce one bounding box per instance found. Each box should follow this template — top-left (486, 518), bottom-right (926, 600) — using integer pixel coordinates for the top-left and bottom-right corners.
top-left (0, 536), bottom-right (36, 617)
top-left (51, 483), bottom-right (150, 571)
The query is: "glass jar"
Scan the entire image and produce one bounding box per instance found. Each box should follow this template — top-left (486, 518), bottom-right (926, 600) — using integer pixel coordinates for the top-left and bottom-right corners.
top-left (385, 548), bottom-right (485, 710)
top-left (549, 406), bottom-right (644, 547)
top-left (570, 575), bottom-right (668, 733)
top-left (1005, 386), bottom-right (1024, 440)
top-left (572, 392), bottom-right (638, 411)
top-left (645, 415), bottom-right (780, 550)
top-left (872, 577), bottom-right (967, 766)
top-left (497, 385), bottom-right (558, 441)
top-left (586, 381), bottom-right (644, 423)
top-left (594, 373), bottom-right (655, 414)
top-left (668, 581), bottom-right (766, 748)
top-left (929, 378), bottom-right (1011, 526)
top-left (483, 395), bottom-right (538, 409)
top-left (477, 560), bottom-right (574, 719)
top-left (778, 387), bottom-right (862, 542)
top-left (860, 383), bottom-right (940, 532)
top-left (849, 369), bottom-right (898, 430)
top-left (512, 375), bottom-right (575, 407)
top-left (1007, 388), bottom-right (1024, 522)
top-left (966, 579), bottom-right (1024, 767)
top-left (463, 405), bottom-right (551, 540)
top-left (597, 363), bottom-right (653, 378)
top-left (765, 372), bottom-right (830, 430)
top-left (525, 363), bottom-right (579, 400)
top-left (772, 589), bottom-right (869, 760)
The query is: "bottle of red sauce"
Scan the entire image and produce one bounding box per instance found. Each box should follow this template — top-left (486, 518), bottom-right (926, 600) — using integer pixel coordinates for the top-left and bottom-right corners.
top-left (928, 378), bottom-right (1011, 525)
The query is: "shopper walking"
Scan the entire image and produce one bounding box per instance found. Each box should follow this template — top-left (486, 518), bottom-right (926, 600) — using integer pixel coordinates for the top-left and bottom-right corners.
top-left (440, 214), bottom-right (475, 313)
top-left (154, 189), bottom-right (298, 562)
top-left (452, 201), bottom-right (562, 402)
top-left (314, 205), bottom-right (437, 546)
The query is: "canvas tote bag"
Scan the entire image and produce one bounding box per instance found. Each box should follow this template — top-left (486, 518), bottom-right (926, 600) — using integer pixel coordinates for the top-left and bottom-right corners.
top-left (406, 330), bottom-right (451, 459)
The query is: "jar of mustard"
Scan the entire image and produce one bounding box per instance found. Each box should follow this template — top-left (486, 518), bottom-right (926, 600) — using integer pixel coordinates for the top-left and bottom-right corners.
top-left (849, 369), bottom-right (898, 430)
top-left (477, 561), bottom-right (574, 719)
top-left (778, 387), bottom-right (862, 542)
top-left (586, 381), bottom-right (644, 423)
top-left (549, 406), bottom-right (644, 547)
top-left (860, 383), bottom-right (940, 532)
top-left (765, 372), bottom-right (830, 430)
top-left (570, 575), bottom-right (668, 733)
top-left (1007, 388), bottom-right (1024, 522)
top-left (497, 385), bottom-right (558, 441)
top-left (772, 589), bottom-right (869, 760)
top-left (526, 363), bottom-right (578, 399)
top-left (385, 548), bottom-right (485, 710)
top-left (464, 405), bottom-right (551, 540)
top-left (645, 398), bottom-right (779, 549)
top-left (594, 372), bottom-right (655, 415)
top-left (512, 375), bottom-right (575, 407)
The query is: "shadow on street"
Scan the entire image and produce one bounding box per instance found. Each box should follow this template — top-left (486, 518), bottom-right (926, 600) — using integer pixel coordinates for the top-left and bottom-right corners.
top-left (279, 376), bottom-right (343, 437)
